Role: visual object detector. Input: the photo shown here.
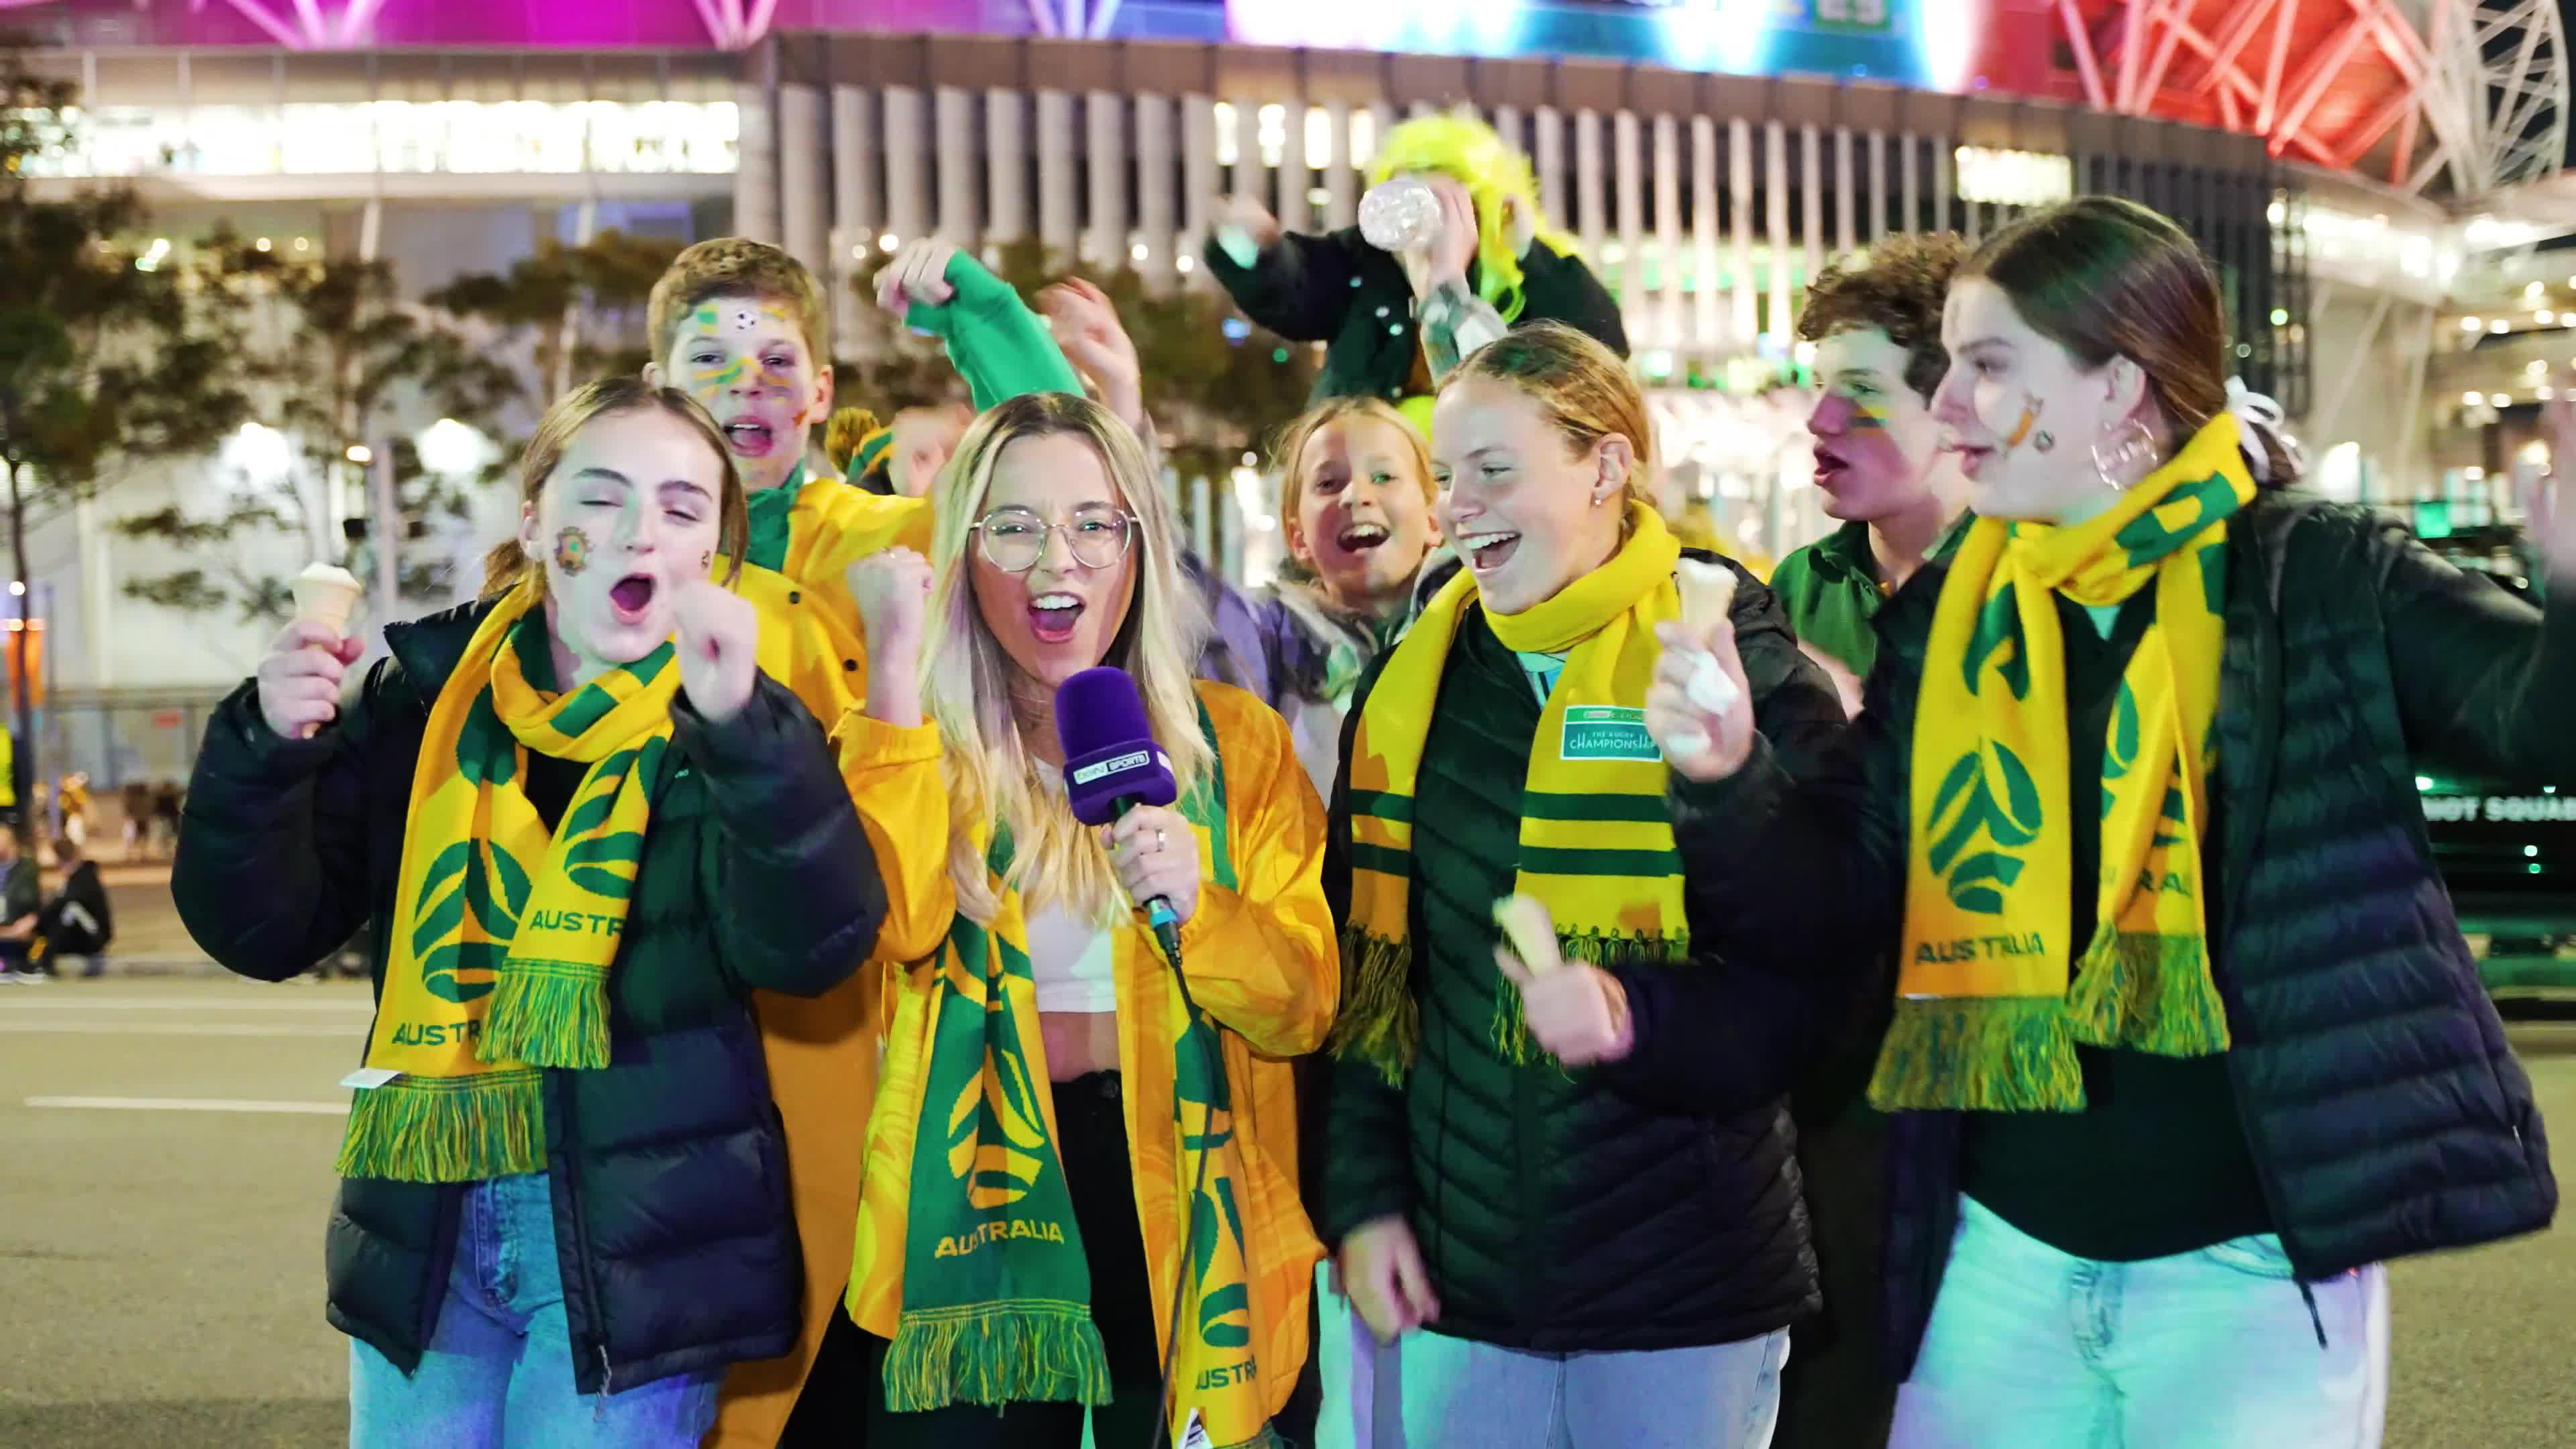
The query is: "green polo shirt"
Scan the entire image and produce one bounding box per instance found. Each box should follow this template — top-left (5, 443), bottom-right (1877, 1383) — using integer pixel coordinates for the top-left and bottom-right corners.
top-left (1768, 516), bottom-right (1969, 678)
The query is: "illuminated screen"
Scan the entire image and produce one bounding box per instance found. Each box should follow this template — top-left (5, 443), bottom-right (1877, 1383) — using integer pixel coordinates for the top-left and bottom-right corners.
top-left (1226, 0), bottom-right (1944, 86)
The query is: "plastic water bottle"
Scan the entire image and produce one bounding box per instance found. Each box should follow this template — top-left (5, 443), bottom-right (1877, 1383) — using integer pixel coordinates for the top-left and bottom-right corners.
top-left (1359, 177), bottom-right (1445, 254)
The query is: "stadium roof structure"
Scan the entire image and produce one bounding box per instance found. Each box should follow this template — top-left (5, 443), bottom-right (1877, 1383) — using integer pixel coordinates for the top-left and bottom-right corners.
top-left (1970, 0), bottom-right (2567, 203)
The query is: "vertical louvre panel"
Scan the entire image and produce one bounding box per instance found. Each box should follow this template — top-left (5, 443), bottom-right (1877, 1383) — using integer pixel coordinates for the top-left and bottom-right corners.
top-left (1614, 109), bottom-right (1646, 346)
top-left (1576, 108), bottom-right (1606, 266)
top-left (1087, 89), bottom-right (1125, 269)
top-left (882, 85), bottom-right (928, 250)
top-left (1692, 113), bottom-right (1719, 359)
top-left (1765, 120), bottom-right (1789, 344)
top-left (1799, 121), bottom-right (1820, 304)
top-left (1654, 112), bottom-right (1683, 354)
top-left (986, 89), bottom-right (1028, 242)
top-left (1136, 92), bottom-right (1175, 284)
top-left (1182, 93), bottom-right (1216, 290)
top-left (934, 85), bottom-right (977, 243)
top-left (1868, 129), bottom-right (1888, 241)
top-left (1729, 117), bottom-right (1755, 345)
top-left (1324, 101), bottom-right (1356, 229)
top-left (1036, 89), bottom-right (1076, 254)
top-left (1834, 125), bottom-right (1856, 258)
top-left (1534, 105), bottom-right (1566, 231)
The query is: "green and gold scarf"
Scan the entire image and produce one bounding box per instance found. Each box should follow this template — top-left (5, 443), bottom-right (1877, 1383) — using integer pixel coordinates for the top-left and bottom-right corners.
top-left (1875, 412), bottom-right (2253, 1112)
top-left (854, 711), bottom-right (1285, 1446)
top-left (1334, 502), bottom-right (1691, 1081)
top-left (336, 580), bottom-right (676, 1181)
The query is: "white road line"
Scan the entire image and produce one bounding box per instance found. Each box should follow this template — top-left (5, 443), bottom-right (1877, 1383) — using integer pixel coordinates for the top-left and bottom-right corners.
top-left (0, 1022), bottom-right (355, 1037)
top-left (24, 1095), bottom-right (346, 1116)
top-left (0, 998), bottom-right (370, 1012)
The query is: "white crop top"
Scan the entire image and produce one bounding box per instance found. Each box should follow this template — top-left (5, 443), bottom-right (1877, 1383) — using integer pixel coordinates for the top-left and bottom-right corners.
top-left (1025, 771), bottom-right (1120, 1014)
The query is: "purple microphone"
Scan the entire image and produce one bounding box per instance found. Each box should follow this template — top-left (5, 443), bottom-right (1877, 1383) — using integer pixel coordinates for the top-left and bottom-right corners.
top-left (1055, 666), bottom-right (1186, 962)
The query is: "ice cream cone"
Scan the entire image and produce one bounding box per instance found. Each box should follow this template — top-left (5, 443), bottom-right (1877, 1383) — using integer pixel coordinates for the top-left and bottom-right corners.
top-left (290, 562), bottom-right (362, 637)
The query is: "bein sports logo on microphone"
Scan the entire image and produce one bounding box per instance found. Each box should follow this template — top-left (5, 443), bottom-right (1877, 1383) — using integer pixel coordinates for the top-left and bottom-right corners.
top-left (1071, 747), bottom-right (1168, 790)
top-left (1056, 666), bottom-right (1179, 826)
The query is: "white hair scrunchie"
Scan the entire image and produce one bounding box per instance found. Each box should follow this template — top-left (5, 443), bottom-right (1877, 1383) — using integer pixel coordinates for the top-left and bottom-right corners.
top-left (2224, 376), bottom-right (2303, 484)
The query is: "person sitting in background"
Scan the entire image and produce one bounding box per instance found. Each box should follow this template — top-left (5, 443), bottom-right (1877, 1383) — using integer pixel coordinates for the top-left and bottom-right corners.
top-left (28, 834), bottom-right (111, 977)
top-left (0, 829), bottom-right (41, 981)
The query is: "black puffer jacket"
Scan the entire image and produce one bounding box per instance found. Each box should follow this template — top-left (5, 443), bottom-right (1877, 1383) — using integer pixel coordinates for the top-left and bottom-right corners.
top-left (1315, 558), bottom-right (1851, 1352)
top-left (1204, 224), bottom-right (1627, 407)
top-left (174, 601), bottom-right (886, 1395)
top-left (1682, 491), bottom-right (2565, 1378)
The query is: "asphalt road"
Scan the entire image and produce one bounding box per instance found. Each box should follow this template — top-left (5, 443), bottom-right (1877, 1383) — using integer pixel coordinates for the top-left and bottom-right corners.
top-left (1, 975), bottom-right (2570, 1448)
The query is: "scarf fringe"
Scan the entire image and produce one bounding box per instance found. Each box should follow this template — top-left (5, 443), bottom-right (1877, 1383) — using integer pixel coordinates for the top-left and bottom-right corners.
top-left (475, 959), bottom-right (612, 1070)
top-left (334, 1070), bottom-right (547, 1182)
top-left (2065, 926), bottom-right (2233, 1057)
top-left (1327, 926), bottom-right (1419, 1085)
top-left (879, 1302), bottom-right (1114, 1413)
top-left (1491, 929), bottom-right (1690, 1067)
top-left (1866, 996), bottom-right (2085, 1113)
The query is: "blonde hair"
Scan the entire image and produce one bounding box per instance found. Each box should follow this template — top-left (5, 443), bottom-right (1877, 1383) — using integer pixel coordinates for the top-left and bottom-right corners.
top-left (1270, 396), bottom-right (1438, 576)
top-left (480, 378), bottom-right (747, 599)
top-left (1444, 320), bottom-right (1658, 522)
top-left (922, 392), bottom-right (1213, 923)
top-left (645, 237), bottom-right (831, 367)
top-left (1370, 113), bottom-right (1581, 324)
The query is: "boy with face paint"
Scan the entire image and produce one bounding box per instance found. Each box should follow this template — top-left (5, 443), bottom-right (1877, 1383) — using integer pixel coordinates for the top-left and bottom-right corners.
top-left (1775, 234), bottom-right (1974, 714)
top-left (1756, 233), bottom-right (1973, 1449)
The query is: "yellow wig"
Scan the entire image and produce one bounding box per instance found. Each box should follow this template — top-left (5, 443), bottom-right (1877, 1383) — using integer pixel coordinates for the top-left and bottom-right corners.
top-left (1369, 112), bottom-right (1582, 325)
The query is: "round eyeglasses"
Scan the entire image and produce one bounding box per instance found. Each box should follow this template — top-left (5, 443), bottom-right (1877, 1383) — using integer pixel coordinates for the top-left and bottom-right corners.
top-left (972, 504), bottom-right (1138, 573)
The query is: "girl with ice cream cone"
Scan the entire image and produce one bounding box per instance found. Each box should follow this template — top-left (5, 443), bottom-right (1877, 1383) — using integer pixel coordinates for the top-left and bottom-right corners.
top-left (172, 378), bottom-right (888, 1445)
top-left (1317, 322), bottom-right (1853, 1447)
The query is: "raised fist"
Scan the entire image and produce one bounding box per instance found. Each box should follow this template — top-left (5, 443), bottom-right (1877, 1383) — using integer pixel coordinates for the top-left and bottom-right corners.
top-left (875, 239), bottom-right (959, 314)
top-left (671, 578), bottom-right (759, 724)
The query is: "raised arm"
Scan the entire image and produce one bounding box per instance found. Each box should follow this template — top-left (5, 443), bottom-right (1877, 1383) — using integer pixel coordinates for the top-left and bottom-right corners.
top-left (174, 623), bottom-right (384, 982)
top-left (1201, 197), bottom-right (1364, 343)
top-left (879, 239), bottom-right (1084, 410)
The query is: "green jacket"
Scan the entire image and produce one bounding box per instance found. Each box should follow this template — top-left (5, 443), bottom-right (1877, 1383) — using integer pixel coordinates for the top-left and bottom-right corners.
top-left (904, 251), bottom-right (1081, 409)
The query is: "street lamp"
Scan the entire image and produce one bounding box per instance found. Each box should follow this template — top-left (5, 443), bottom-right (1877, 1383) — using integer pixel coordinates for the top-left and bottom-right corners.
top-left (415, 418), bottom-right (490, 478)
top-left (345, 444), bottom-right (374, 465)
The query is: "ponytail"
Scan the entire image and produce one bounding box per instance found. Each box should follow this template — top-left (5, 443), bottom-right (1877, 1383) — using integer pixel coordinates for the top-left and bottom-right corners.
top-left (480, 539), bottom-right (534, 600)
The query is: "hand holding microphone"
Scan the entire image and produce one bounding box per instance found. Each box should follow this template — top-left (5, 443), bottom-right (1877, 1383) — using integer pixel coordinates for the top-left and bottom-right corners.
top-left (1103, 806), bottom-right (1198, 928)
top-left (1055, 665), bottom-right (1198, 961)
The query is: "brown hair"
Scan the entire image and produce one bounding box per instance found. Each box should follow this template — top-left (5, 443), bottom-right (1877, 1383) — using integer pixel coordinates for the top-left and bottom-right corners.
top-left (645, 237), bottom-right (831, 368)
top-left (1796, 232), bottom-right (1969, 401)
top-left (1963, 197), bottom-right (2298, 483)
top-left (1269, 395), bottom-right (1438, 533)
top-left (479, 378), bottom-right (749, 599)
top-left (1445, 320), bottom-right (1658, 517)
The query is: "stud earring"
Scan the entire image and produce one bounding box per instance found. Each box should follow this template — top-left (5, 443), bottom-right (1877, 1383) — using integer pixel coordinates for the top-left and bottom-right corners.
top-left (2032, 429), bottom-right (2055, 454)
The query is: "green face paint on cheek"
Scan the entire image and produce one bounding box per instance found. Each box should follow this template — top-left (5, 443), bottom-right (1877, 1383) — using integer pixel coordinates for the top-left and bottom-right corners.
top-left (690, 356), bottom-right (747, 392)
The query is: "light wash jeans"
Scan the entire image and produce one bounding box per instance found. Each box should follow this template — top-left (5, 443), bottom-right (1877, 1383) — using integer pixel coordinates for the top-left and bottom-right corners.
top-left (1890, 1195), bottom-right (2390, 1449)
top-left (1310, 1261), bottom-right (1404, 1449)
top-left (347, 1172), bottom-right (720, 1449)
top-left (1368, 1320), bottom-right (1790, 1449)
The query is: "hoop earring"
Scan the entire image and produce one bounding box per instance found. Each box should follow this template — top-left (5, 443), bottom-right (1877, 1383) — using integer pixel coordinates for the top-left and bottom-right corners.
top-left (2090, 419), bottom-right (2161, 492)
top-left (2032, 430), bottom-right (2055, 454)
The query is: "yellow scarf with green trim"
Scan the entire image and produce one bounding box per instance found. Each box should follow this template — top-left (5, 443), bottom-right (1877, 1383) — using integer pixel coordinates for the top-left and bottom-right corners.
top-left (1334, 502), bottom-right (1690, 1081)
top-left (336, 580), bottom-right (676, 1182)
top-left (851, 712), bottom-right (1285, 1448)
top-left (1874, 413), bottom-right (2253, 1112)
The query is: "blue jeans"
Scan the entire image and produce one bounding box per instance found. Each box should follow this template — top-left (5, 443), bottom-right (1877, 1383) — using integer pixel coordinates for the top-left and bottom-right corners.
top-left (1890, 1195), bottom-right (2389, 1448)
top-left (347, 1173), bottom-right (719, 1448)
top-left (1385, 1324), bottom-right (1790, 1448)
